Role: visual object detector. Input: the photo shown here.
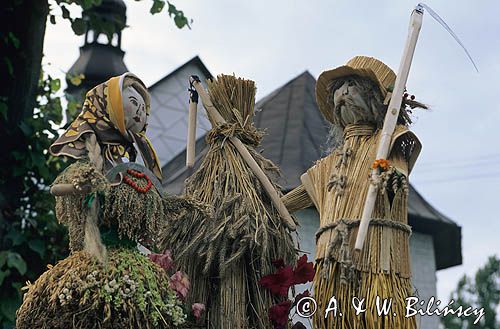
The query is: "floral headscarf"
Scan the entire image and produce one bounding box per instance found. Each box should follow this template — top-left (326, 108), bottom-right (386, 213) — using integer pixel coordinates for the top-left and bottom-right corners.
top-left (49, 73), bottom-right (162, 180)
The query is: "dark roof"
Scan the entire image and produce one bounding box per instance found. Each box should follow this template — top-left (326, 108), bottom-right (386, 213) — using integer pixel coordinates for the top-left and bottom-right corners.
top-left (161, 70), bottom-right (462, 271)
top-left (254, 71), bottom-right (329, 190)
top-left (149, 56), bottom-right (212, 91)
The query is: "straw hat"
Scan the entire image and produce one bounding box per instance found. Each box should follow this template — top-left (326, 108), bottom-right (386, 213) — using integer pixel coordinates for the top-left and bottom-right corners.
top-left (316, 56), bottom-right (396, 123)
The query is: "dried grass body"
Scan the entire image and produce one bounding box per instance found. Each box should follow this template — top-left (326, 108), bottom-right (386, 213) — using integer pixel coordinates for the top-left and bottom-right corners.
top-left (54, 160), bottom-right (166, 250)
top-left (16, 248), bottom-right (186, 329)
top-left (102, 175), bottom-right (164, 248)
top-left (161, 75), bottom-right (297, 329)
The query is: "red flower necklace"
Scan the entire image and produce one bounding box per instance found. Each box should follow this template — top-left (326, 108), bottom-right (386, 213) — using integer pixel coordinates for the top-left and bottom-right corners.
top-left (122, 169), bottom-right (152, 193)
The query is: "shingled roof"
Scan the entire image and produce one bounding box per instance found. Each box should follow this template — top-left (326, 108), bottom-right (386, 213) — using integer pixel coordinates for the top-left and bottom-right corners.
top-left (161, 70), bottom-right (462, 270)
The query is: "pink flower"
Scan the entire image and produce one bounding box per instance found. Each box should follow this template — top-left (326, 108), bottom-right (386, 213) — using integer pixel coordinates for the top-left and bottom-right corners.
top-left (293, 255), bottom-right (315, 285)
top-left (148, 250), bottom-right (175, 272)
top-left (269, 300), bottom-right (291, 329)
top-left (169, 271), bottom-right (190, 299)
top-left (258, 265), bottom-right (294, 297)
top-left (191, 303), bottom-right (206, 320)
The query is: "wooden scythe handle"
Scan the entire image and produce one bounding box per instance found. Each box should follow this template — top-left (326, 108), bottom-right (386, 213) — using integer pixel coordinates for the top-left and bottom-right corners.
top-left (190, 77), bottom-right (296, 231)
top-left (187, 99), bottom-right (198, 168)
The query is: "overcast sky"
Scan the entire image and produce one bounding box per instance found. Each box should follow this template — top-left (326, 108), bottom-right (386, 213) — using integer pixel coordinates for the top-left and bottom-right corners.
top-left (44, 0), bottom-right (499, 305)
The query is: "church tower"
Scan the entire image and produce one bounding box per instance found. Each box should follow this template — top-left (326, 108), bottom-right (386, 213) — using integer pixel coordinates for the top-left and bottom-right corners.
top-left (66, 0), bottom-right (128, 99)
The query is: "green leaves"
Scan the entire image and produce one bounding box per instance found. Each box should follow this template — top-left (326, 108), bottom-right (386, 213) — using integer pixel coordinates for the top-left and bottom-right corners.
top-left (50, 78), bottom-right (61, 92)
top-left (167, 2), bottom-right (191, 29)
top-left (0, 251), bottom-right (27, 276)
top-left (61, 5), bottom-right (70, 19)
top-left (150, 0), bottom-right (166, 14)
top-left (71, 18), bottom-right (87, 36)
top-left (68, 73), bottom-right (85, 87)
top-left (6, 253), bottom-right (27, 275)
top-left (442, 255), bottom-right (499, 329)
top-left (0, 269), bottom-right (11, 286)
top-left (149, 1), bottom-right (192, 29)
top-left (28, 240), bottom-right (46, 258)
top-left (7, 33), bottom-right (20, 49)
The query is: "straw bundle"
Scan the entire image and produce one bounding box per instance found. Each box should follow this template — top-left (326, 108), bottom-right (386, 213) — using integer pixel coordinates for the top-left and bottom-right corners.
top-left (306, 124), bottom-right (417, 329)
top-left (16, 248), bottom-right (186, 329)
top-left (160, 75), bottom-right (297, 329)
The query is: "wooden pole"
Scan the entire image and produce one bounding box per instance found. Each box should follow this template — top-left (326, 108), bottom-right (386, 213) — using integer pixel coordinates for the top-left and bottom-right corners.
top-left (186, 94), bottom-right (198, 168)
top-left (190, 77), bottom-right (297, 231)
top-left (355, 6), bottom-right (424, 251)
top-left (50, 183), bottom-right (91, 196)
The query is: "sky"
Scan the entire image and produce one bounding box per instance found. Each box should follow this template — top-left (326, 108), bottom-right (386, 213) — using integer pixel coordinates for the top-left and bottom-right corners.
top-left (43, 0), bottom-right (499, 307)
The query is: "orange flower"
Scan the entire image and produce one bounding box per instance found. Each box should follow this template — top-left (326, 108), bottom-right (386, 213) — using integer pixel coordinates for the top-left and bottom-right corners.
top-left (372, 159), bottom-right (390, 171)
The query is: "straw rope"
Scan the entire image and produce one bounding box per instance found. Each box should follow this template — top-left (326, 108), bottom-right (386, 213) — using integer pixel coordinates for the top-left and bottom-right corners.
top-left (83, 134), bottom-right (107, 263)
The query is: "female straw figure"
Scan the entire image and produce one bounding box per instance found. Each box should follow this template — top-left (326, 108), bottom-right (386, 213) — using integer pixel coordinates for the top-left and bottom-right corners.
top-left (283, 56), bottom-right (426, 329)
top-left (16, 73), bottom-right (189, 329)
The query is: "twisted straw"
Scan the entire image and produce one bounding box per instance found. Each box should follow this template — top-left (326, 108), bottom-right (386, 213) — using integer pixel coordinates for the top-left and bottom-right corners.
top-left (83, 134), bottom-right (107, 263)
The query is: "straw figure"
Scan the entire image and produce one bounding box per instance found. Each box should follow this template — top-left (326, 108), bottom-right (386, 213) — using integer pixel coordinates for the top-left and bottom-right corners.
top-left (282, 56), bottom-right (427, 329)
top-left (16, 73), bottom-right (190, 329)
top-left (160, 74), bottom-right (297, 329)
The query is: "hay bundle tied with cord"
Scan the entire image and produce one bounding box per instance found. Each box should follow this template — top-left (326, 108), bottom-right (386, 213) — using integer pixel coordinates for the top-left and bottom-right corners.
top-left (160, 74), bottom-right (297, 329)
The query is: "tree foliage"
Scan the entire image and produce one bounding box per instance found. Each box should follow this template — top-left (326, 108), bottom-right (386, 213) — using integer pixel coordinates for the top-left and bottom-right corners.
top-left (0, 1), bottom-right (190, 327)
top-left (441, 255), bottom-right (499, 329)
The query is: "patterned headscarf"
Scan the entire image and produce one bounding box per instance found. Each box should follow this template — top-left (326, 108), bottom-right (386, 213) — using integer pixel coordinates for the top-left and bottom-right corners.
top-left (50, 73), bottom-right (162, 180)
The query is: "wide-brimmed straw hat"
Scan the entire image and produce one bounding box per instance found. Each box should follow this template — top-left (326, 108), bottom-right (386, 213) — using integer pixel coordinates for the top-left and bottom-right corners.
top-left (316, 56), bottom-right (396, 123)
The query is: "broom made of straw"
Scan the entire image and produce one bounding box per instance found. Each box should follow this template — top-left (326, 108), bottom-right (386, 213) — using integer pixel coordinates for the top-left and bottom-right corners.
top-left (189, 75), bottom-right (296, 231)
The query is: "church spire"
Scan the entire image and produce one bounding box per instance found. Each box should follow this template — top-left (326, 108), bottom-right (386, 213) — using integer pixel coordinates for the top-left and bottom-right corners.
top-left (66, 0), bottom-right (128, 100)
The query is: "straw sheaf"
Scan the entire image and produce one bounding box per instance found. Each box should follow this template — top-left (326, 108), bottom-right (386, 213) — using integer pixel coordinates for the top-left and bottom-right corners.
top-left (159, 74), bottom-right (297, 329)
top-left (316, 56), bottom-right (396, 123)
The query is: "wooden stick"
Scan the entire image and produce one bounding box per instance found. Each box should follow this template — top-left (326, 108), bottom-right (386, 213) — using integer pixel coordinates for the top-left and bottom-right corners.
top-left (186, 97), bottom-right (198, 168)
top-left (355, 6), bottom-right (424, 251)
top-left (50, 183), bottom-right (91, 196)
top-left (190, 77), bottom-right (297, 231)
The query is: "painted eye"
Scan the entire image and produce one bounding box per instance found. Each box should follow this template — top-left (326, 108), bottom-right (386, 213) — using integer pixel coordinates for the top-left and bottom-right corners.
top-left (131, 99), bottom-right (138, 106)
top-left (348, 80), bottom-right (355, 87)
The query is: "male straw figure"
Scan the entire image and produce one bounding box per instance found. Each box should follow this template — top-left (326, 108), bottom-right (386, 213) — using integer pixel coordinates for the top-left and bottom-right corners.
top-left (283, 56), bottom-right (425, 329)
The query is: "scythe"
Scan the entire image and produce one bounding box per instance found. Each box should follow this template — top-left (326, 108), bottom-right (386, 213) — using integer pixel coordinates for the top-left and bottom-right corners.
top-left (355, 3), bottom-right (478, 251)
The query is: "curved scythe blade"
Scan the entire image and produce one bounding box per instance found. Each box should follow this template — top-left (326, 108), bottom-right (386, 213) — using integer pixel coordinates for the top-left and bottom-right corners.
top-left (418, 3), bottom-right (479, 72)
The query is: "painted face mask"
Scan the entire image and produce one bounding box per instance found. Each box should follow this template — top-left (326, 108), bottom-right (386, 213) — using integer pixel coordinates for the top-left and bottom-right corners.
top-left (49, 72), bottom-right (162, 180)
top-left (123, 86), bottom-right (147, 134)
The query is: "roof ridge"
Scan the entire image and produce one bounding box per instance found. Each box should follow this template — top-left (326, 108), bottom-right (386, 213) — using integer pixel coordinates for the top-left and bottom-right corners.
top-left (148, 55), bottom-right (212, 90)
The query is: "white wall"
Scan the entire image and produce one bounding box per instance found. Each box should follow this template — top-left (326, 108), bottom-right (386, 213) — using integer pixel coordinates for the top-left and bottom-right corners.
top-left (148, 64), bottom-right (212, 165)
